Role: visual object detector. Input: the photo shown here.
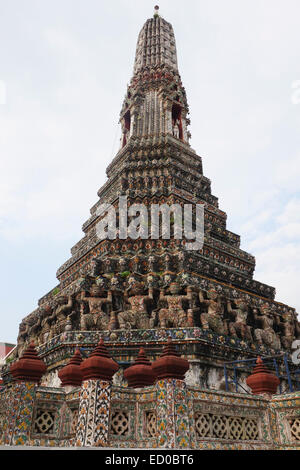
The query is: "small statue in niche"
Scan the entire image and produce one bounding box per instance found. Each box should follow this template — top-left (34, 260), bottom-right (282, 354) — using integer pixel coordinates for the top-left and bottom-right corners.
top-left (158, 283), bottom-right (193, 328)
top-left (275, 310), bottom-right (297, 350)
top-left (253, 303), bottom-right (281, 350)
top-left (199, 288), bottom-right (228, 335)
top-left (227, 297), bottom-right (253, 342)
top-left (80, 284), bottom-right (113, 331)
top-left (118, 282), bottom-right (154, 330)
top-left (122, 127), bottom-right (129, 147)
top-left (172, 119), bottom-right (180, 139)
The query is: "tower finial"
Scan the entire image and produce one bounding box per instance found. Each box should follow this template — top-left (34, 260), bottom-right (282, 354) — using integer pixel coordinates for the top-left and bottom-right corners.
top-left (154, 5), bottom-right (160, 17)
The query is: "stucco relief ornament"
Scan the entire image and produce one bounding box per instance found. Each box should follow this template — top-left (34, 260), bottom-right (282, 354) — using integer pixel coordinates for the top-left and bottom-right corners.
top-left (38, 304), bottom-right (54, 344)
top-left (232, 289), bottom-right (239, 299)
top-left (77, 271), bottom-right (91, 291)
top-left (200, 279), bottom-right (208, 291)
top-left (253, 304), bottom-right (281, 351)
top-left (227, 298), bottom-right (253, 342)
top-left (146, 274), bottom-right (155, 287)
top-left (199, 288), bottom-right (228, 335)
top-left (110, 275), bottom-right (120, 289)
top-left (158, 283), bottom-right (193, 328)
top-left (162, 273), bottom-right (173, 287)
top-left (275, 310), bottom-right (297, 350)
top-left (95, 276), bottom-right (107, 288)
top-left (216, 285), bottom-right (223, 294)
top-left (80, 285), bottom-right (113, 331)
top-left (177, 272), bottom-right (191, 286)
top-left (118, 283), bottom-right (154, 330)
top-left (17, 314), bottom-right (37, 356)
top-left (127, 275), bottom-right (139, 289)
top-left (46, 295), bottom-right (74, 337)
top-left (119, 257), bottom-right (127, 270)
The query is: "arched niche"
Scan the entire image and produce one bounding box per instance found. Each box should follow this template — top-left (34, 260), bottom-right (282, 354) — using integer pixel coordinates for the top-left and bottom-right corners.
top-left (171, 102), bottom-right (183, 141)
top-left (122, 109), bottom-right (131, 147)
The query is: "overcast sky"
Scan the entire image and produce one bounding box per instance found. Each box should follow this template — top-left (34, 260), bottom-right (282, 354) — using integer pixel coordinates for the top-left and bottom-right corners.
top-left (0, 0), bottom-right (300, 343)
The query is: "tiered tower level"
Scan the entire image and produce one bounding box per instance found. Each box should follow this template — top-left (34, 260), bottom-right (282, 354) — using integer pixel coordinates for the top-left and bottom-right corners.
top-left (10, 11), bottom-right (299, 390)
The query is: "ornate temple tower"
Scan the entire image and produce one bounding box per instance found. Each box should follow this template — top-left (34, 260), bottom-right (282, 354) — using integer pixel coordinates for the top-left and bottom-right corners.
top-left (7, 8), bottom-right (299, 391)
top-left (120, 11), bottom-right (187, 145)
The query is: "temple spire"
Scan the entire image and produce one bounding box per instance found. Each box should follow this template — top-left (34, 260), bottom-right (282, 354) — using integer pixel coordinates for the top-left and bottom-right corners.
top-left (117, 11), bottom-right (189, 147)
top-left (133, 10), bottom-right (179, 75)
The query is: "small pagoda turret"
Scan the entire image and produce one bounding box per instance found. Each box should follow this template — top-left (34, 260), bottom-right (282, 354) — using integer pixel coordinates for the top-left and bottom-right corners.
top-left (10, 342), bottom-right (46, 383)
top-left (58, 348), bottom-right (83, 388)
top-left (152, 337), bottom-right (189, 381)
top-left (124, 347), bottom-right (156, 388)
top-left (246, 357), bottom-right (280, 396)
top-left (80, 338), bottom-right (119, 382)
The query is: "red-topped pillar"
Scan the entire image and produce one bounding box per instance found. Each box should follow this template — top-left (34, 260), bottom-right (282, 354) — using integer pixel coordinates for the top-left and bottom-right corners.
top-left (10, 342), bottom-right (46, 384)
top-left (4, 343), bottom-right (46, 446)
top-left (124, 347), bottom-right (156, 388)
top-left (58, 348), bottom-right (83, 391)
top-left (79, 338), bottom-right (119, 381)
top-left (153, 338), bottom-right (191, 449)
top-left (76, 339), bottom-right (119, 448)
top-left (246, 357), bottom-right (280, 397)
top-left (152, 337), bottom-right (189, 381)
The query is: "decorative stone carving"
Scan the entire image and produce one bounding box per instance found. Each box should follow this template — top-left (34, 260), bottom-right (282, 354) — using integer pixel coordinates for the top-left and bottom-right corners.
top-left (199, 288), bottom-right (228, 335)
top-left (290, 418), bottom-right (300, 441)
top-left (158, 283), bottom-right (193, 328)
top-left (80, 285), bottom-right (113, 331)
top-left (253, 304), bottom-right (281, 350)
top-left (38, 305), bottom-right (54, 345)
top-left (227, 298), bottom-right (253, 342)
top-left (118, 283), bottom-right (153, 330)
top-left (194, 412), bottom-right (259, 441)
top-left (110, 411), bottom-right (129, 436)
top-left (49, 295), bottom-right (74, 337)
top-left (275, 311), bottom-right (297, 350)
top-left (17, 316), bottom-right (35, 356)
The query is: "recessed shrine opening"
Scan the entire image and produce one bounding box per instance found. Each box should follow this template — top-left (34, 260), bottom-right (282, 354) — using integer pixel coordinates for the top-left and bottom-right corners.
top-left (122, 110), bottom-right (131, 147)
top-left (172, 103), bottom-right (183, 140)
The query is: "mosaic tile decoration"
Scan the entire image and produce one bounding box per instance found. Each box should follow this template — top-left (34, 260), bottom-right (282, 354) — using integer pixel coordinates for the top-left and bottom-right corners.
top-left (156, 378), bottom-right (190, 449)
top-left (76, 379), bottom-right (111, 447)
top-left (1, 379), bottom-right (300, 449)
